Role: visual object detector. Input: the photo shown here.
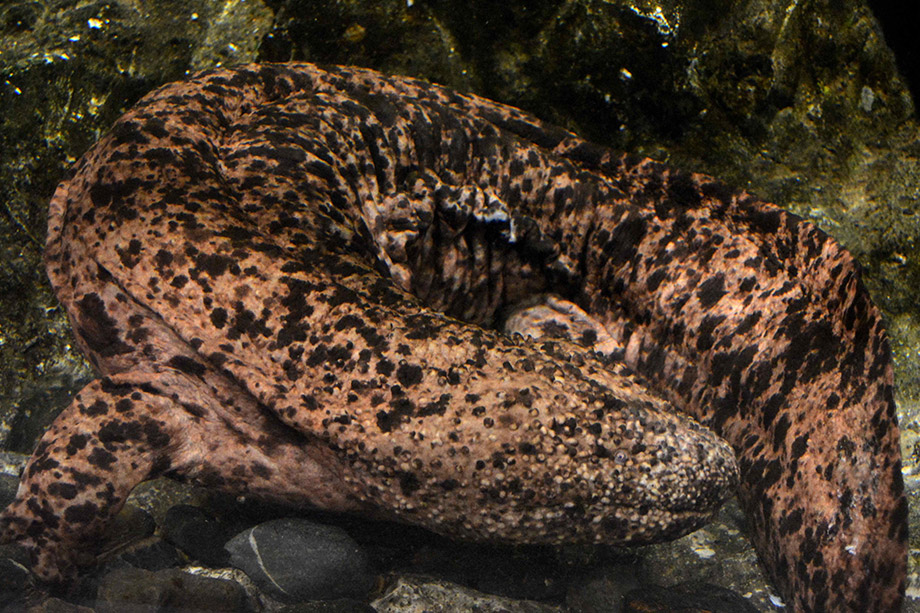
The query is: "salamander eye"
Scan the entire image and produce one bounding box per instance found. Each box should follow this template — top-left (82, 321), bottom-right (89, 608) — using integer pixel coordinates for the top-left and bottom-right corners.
top-left (613, 449), bottom-right (628, 465)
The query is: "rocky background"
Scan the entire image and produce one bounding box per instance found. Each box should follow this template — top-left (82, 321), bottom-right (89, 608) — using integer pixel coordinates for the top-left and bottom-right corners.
top-left (1, 0), bottom-right (919, 611)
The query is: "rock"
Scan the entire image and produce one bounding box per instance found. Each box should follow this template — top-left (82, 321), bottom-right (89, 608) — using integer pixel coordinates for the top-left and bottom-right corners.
top-left (225, 518), bottom-right (374, 602)
top-left (0, 452), bottom-right (28, 473)
top-left (623, 581), bottom-right (760, 612)
top-left (90, 504), bottom-right (182, 574)
top-left (124, 476), bottom-right (202, 526)
top-left (0, 458), bottom-right (24, 508)
top-left (100, 504), bottom-right (156, 548)
top-left (24, 597), bottom-right (94, 612)
top-left (276, 600), bottom-right (377, 613)
top-left (95, 567), bottom-right (248, 613)
top-left (637, 500), bottom-right (780, 611)
top-left (104, 536), bottom-right (183, 573)
top-left (161, 504), bottom-right (232, 566)
top-left (0, 541), bottom-right (32, 606)
top-left (564, 562), bottom-right (641, 613)
top-left (372, 574), bottom-right (561, 613)
top-left (399, 541), bottom-right (566, 602)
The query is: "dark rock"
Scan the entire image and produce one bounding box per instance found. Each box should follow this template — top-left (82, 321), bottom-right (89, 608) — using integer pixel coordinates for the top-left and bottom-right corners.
top-left (624, 581), bottom-right (760, 613)
top-left (95, 566), bottom-right (248, 613)
top-left (637, 502), bottom-right (777, 611)
top-left (104, 536), bottom-right (183, 572)
top-left (0, 542), bottom-right (32, 605)
top-left (277, 600), bottom-right (376, 613)
top-left (89, 503), bottom-right (174, 575)
top-left (372, 575), bottom-right (560, 612)
top-left (0, 472), bottom-right (18, 509)
top-left (404, 542), bottom-right (567, 602)
top-left (161, 504), bottom-right (232, 566)
top-left (123, 476), bottom-right (203, 526)
top-left (565, 562), bottom-right (641, 613)
top-left (2, 370), bottom-right (93, 455)
top-left (260, 0), bottom-right (473, 90)
top-left (102, 504), bottom-right (156, 545)
top-left (225, 518), bottom-right (374, 602)
top-left (19, 597), bottom-right (94, 612)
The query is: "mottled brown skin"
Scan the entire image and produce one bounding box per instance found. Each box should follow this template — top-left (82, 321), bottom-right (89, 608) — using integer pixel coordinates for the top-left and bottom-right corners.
top-left (0, 64), bottom-right (906, 611)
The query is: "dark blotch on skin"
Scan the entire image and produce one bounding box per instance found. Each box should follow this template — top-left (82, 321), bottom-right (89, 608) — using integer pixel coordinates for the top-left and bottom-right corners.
top-left (75, 293), bottom-right (133, 357)
top-left (87, 448), bottom-right (117, 470)
top-left (47, 482), bottom-right (78, 500)
top-left (166, 355), bottom-right (208, 377)
top-left (210, 307), bottom-right (228, 328)
top-left (63, 502), bottom-right (100, 525)
top-left (396, 362), bottom-right (424, 387)
top-left (696, 274), bottom-right (727, 308)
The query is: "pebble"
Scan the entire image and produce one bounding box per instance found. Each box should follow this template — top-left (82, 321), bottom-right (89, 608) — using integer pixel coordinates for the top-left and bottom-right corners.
top-left (372, 575), bottom-right (561, 613)
top-left (623, 581), bottom-right (760, 612)
top-left (564, 562), bottom-right (641, 612)
top-left (225, 518), bottom-right (374, 602)
top-left (95, 566), bottom-right (248, 613)
top-left (161, 504), bottom-right (232, 566)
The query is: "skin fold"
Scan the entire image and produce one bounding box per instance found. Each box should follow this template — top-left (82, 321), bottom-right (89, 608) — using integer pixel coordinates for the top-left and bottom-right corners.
top-left (0, 63), bottom-right (906, 612)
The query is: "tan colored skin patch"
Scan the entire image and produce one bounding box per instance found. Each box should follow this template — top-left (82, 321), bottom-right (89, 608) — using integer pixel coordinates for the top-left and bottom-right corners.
top-left (0, 63), bottom-right (906, 611)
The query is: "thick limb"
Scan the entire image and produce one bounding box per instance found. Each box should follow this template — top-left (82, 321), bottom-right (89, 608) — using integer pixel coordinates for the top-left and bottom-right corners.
top-left (1, 374), bottom-right (181, 582)
top-left (1, 367), bottom-right (361, 582)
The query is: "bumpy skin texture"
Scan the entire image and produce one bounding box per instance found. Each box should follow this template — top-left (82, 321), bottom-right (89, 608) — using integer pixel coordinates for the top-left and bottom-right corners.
top-left (0, 64), bottom-right (906, 611)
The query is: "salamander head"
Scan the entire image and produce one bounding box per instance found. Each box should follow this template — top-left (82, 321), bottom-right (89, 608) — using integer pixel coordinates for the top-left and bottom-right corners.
top-left (591, 403), bottom-right (739, 544)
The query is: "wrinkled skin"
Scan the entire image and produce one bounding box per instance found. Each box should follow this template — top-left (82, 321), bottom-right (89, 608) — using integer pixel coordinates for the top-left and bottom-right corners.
top-left (0, 64), bottom-right (906, 612)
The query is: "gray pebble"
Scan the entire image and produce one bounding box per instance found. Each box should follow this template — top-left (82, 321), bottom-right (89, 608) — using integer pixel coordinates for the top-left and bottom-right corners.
top-left (225, 518), bottom-right (374, 602)
top-left (95, 567), bottom-right (248, 612)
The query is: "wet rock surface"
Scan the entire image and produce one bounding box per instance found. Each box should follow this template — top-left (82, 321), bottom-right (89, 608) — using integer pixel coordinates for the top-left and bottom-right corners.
top-left (162, 504), bottom-right (232, 567)
top-left (95, 567), bottom-right (249, 613)
top-left (623, 581), bottom-right (761, 613)
top-left (225, 519), bottom-right (374, 603)
top-left (371, 575), bottom-right (561, 613)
